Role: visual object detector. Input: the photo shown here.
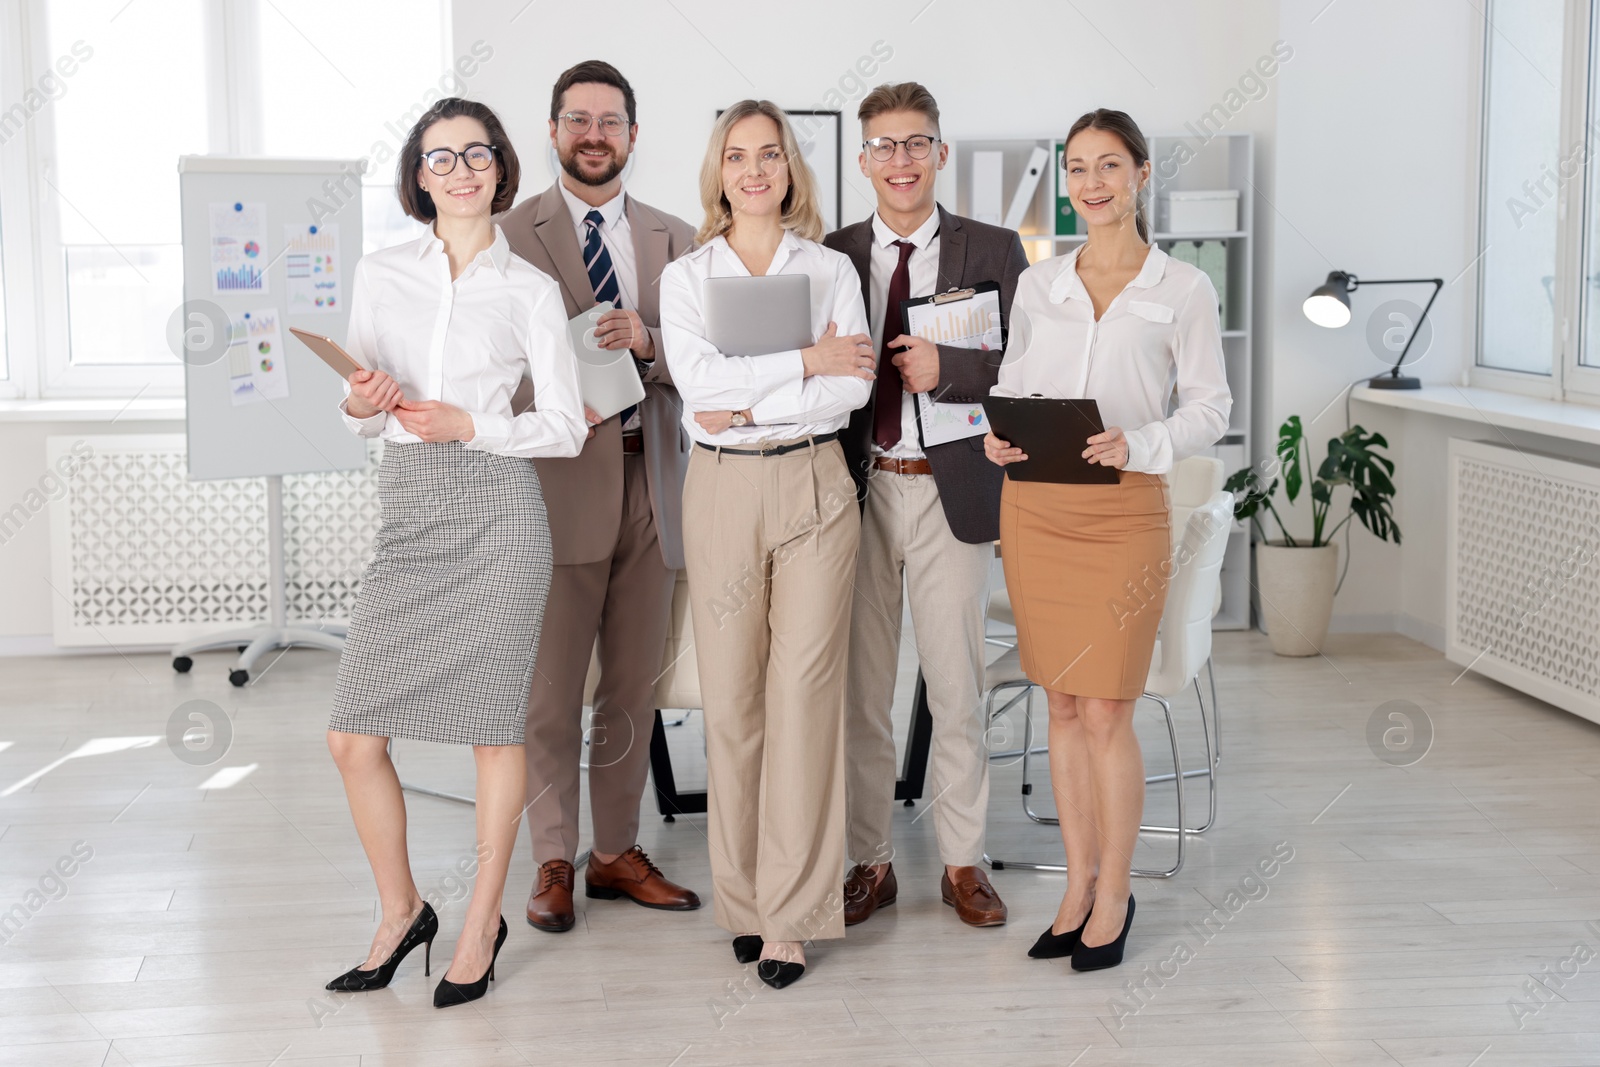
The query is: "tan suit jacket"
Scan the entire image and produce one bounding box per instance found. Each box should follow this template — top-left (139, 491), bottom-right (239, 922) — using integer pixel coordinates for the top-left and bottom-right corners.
top-left (499, 183), bottom-right (696, 568)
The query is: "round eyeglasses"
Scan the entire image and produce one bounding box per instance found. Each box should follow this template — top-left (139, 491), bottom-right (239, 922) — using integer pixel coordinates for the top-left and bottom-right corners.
top-left (422, 144), bottom-right (497, 176)
top-left (559, 112), bottom-right (629, 137)
top-left (864, 135), bottom-right (939, 162)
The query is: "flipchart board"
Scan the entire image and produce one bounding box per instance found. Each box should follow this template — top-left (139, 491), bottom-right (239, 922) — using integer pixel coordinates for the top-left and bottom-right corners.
top-left (178, 156), bottom-right (366, 480)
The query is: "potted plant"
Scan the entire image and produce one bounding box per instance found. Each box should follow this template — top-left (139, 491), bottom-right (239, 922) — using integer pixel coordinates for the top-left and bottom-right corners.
top-left (1224, 416), bottom-right (1401, 656)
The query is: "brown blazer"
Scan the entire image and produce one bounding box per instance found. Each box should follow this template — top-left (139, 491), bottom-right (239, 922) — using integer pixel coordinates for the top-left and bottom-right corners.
top-left (826, 206), bottom-right (1031, 544)
top-left (498, 183), bottom-right (697, 569)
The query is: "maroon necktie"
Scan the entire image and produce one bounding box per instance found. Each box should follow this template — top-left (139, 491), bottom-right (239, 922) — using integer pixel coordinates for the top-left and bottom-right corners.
top-left (874, 239), bottom-right (917, 450)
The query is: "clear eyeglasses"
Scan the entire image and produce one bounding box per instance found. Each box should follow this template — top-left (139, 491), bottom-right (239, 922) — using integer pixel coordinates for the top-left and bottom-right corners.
top-left (422, 144), bottom-right (497, 176)
top-left (864, 135), bottom-right (939, 161)
top-left (559, 112), bottom-right (629, 137)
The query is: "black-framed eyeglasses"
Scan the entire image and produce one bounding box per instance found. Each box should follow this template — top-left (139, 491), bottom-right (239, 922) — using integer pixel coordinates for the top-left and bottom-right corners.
top-left (422, 143), bottom-right (497, 176)
top-left (864, 135), bottom-right (939, 162)
top-left (559, 111), bottom-right (630, 137)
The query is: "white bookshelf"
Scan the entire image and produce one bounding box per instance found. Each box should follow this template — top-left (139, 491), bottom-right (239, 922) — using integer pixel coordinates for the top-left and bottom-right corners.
top-left (941, 131), bottom-right (1255, 630)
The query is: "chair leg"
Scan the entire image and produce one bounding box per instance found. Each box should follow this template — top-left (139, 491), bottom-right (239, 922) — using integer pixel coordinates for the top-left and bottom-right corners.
top-left (1206, 656), bottom-right (1220, 765)
top-left (1141, 675), bottom-right (1217, 834)
top-left (1132, 694), bottom-right (1185, 878)
top-left (1019, 697), bottom-right (1057, 825)
top-left (985, 693), bottom-right (1185, 878)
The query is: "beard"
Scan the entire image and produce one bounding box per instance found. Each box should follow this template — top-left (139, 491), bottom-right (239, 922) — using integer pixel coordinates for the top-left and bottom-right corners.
top-left (560, 140), bottom-right (625, 187)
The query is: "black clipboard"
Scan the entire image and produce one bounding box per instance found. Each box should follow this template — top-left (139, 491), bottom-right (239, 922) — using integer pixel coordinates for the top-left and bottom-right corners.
top-left (983, 395), bottom-right (1120, 484)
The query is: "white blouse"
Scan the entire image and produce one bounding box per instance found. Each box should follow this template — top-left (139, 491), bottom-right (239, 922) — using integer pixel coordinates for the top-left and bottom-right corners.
top-left (338, 225), bottom-right (587, 460)
top-left (991, 244), bottom-right (1231, 475)
top-left (659, 230), bottom-right (873, 447)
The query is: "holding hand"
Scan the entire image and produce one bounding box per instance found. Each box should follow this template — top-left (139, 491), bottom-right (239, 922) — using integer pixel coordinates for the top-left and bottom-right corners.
top-left (594, 308), bottom-right (653, 360)
top-left (1083, 426), bottom-right (1129, 469)
top-left (392, 400), bottom-right (475, 443)
top-left (887, 334), bottom-right (939, 394)
top-left (801, 321), bottom-right (875, 380)
top-left (984, 431), bottom-right (1027, 467)
top-left (584, 405), bottom-right (602, 440)
top-left (346, 369), bottom-right (405, 419)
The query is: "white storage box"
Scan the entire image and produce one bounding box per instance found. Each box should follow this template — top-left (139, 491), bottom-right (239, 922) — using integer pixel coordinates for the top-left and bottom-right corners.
top-left (1158, 189), bottom-right (1240, 234)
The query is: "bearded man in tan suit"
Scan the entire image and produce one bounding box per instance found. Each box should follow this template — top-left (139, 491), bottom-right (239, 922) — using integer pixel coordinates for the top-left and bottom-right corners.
top-left (499, 60), bottom-right (699, 932)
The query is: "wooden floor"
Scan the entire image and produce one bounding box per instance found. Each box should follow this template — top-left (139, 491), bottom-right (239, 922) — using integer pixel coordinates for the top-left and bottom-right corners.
top-left (2, 631), bottom-right (1600, 1066)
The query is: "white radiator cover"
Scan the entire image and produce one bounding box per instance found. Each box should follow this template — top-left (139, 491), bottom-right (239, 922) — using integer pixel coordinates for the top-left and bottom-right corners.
top-left (1447, 438), bottom-right (1600, 725)
top-left (46, 434), bottom-right (381, 647)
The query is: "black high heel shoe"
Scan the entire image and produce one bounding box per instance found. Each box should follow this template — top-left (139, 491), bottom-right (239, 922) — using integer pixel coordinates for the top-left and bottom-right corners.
top-left (732, 935), bottom-right (763, 964)
top-left (756, 958), bottom-right (805, 989)
top-left (325, 902), bottom-right (437, 991)
top-left (1071, 894), bottom-right (1135, 972)
top-left (1027, 911), bottom-right (1090, 959)
top-left (433, 915), bottom-right (508, 1009)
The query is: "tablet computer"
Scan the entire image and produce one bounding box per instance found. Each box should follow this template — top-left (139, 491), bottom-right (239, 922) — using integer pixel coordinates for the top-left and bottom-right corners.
top-left (568, 302), bottom-right (647, 421)
top-left (289, 327), bottom-right (365, 379)
top-left (983, 395), bottom-right (1120, 485)
top-left (704, 274), bottom-right (812, 356)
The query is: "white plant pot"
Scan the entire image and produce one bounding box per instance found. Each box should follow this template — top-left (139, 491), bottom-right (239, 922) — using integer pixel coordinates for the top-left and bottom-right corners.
top-left (1255, 541), bottom-right (1339, 657)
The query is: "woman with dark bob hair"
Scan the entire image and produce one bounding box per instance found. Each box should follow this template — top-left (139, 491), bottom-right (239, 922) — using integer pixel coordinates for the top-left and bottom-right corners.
top-left (322, 97), bottom-right (587, 1008)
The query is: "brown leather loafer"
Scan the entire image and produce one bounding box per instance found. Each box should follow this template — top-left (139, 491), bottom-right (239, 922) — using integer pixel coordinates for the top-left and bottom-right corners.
top-left (527, 858), bottom-right (576, 932)
top-left (941, 866), bottom-right (1007, 927)
top-left (842, 862), bottom-right (898, 926)
top-left (585, 846), bottom-right (701, 911)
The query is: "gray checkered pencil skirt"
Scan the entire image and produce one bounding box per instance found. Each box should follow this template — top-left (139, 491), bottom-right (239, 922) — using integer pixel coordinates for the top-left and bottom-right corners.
top-left (328, 440), bottom-right (552, 746)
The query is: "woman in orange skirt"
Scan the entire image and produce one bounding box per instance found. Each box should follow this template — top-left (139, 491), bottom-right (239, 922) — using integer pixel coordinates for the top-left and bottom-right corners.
top-left (985, 109), bottom-right (1231, 971)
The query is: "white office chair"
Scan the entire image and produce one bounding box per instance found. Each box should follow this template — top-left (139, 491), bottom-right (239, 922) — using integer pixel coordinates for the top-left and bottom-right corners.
top-left (1163, 455), bottom-right (1226, 822)
top-left (983, 490), bottom-right (1234, 879)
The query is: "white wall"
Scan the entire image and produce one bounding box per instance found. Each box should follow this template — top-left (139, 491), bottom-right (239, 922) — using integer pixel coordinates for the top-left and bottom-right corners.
top-left (1265, 0), bottom-right (1482, 645)
top-left (452, 0), bottom-right (1283, 227)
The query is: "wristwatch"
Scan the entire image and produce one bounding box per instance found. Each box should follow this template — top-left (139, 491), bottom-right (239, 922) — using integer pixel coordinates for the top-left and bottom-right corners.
top-left (729, 411), bottom-right (748, 428)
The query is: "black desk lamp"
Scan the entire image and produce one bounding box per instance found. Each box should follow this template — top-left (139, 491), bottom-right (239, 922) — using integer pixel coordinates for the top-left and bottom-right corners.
top-left (1302, 271), bottom-right (1444, 390)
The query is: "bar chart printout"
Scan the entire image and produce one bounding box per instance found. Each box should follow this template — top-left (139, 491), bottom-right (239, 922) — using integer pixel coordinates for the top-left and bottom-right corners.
top-left (284, 223), bottom-right (341, 313)
top-left (210, 201), bottom-right (269, 295)
top-left (902, 290), bottom-right (1003, 446)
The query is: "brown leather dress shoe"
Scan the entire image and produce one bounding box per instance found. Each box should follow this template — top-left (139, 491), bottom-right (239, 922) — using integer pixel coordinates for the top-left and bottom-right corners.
top-left (584, 846), bottom-right (701, 911)
top-left (941, 866), bottom-right (1007, 927)
top-left (842, 862), bottom-right (898, 926)
top-left (526, 859), bottom-right (576, 932)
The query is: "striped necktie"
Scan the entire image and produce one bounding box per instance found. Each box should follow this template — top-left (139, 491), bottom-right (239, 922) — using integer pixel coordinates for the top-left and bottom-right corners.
top-left (582, 208), bottom-right (635, 424)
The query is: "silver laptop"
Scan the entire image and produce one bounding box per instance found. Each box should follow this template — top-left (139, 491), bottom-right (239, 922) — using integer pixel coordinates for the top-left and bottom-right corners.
top-left (704, 275), bottom-right (812, 356)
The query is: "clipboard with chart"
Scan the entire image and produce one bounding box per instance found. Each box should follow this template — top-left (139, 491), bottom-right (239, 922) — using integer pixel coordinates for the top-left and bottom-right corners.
top-left (900, 282), bottom-right (1004, 446)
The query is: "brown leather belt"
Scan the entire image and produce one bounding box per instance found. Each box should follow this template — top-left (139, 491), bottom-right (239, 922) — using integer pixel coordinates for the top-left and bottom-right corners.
top-left (873, 455), bottom-right (933, 476)
top-left (621, 434), bottom-right (644, 454)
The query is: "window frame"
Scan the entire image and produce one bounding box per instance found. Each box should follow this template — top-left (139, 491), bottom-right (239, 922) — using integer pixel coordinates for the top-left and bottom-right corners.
top-left (1, 0), bottom-right (445, 400)
top-left (1472, 0), bottom-right (1600, 403)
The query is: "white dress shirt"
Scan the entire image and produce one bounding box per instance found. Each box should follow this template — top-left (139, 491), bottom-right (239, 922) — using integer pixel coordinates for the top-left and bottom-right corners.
top-left (992, 244), bottom-right (1231, 474)
top-left (338, 225), bottom-right (587, 460)
top-left (868, 210), bottom-right (939, 460)
top-left (660, 229), bottom-right (873, 448)
top-left (559, 182), bottom-right (644, 432)
top-left (558, 180), bottom-right (639, 312)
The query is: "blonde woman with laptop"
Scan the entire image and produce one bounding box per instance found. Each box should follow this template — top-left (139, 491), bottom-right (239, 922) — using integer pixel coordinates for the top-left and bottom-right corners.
top-left (659, 99), bottom-right (874, 989)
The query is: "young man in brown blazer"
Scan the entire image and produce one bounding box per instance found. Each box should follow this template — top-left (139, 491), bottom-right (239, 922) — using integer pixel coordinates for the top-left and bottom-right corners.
top-left (825, 82), bottom-right (1030, 929)
top-left (498, 60), bottom-right (699, 931)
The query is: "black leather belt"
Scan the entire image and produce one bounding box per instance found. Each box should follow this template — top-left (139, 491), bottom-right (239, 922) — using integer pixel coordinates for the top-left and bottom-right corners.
top-left (695, 431), bottom-right (838, 457)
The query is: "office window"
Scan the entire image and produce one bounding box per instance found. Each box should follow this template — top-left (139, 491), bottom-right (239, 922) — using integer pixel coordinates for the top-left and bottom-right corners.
top-left (1477, 0), bottom-right (1563, 376)
top-left (1584, 9), bottom-right (1600, 367)
top-left (45, 0), bottom-right (208, 367)
top-left (258, 0), bottom-right (448, 255)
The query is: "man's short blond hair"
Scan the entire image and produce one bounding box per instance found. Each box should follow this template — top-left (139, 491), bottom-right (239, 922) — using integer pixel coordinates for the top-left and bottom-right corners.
top-left (857, 82), bottom-right (940, 136)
